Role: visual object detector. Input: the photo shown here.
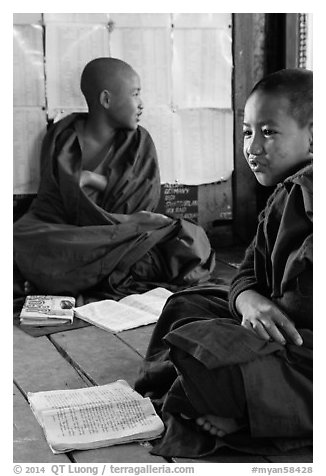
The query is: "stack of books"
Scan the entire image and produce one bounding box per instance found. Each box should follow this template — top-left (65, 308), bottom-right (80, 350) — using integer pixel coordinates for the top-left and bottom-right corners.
top-left (20, 295), bottom-right (75, 327)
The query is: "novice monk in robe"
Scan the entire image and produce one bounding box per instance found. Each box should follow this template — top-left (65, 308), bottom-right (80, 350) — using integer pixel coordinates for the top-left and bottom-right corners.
top-left (135, 68), bottom-right (313, 458)
top-left (13, 57), bottom-right (215, 301)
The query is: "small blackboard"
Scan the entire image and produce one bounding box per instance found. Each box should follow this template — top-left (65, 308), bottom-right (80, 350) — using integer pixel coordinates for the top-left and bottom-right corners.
top-left (157, 184), bottom-right (198, 223)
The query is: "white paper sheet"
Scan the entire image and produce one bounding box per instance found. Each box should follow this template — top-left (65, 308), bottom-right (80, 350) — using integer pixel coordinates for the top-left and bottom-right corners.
top-left (42, 399), bottom-right (155, 440)
top-left (173, 109), bottom-right (234, 185)
top-left (142, 108), bottom-right (233, 184)
top-left (13, 13), bottom-right (235, 188)
top-left (139, 107), bottom-right (176, 183)
top-left (110, 13), bottom-right (171, 28)
top-left (29, 380), bottom-right (143, 413)
top-left (172, 13), bottom-right (231, 29)
top-left (44, 13), bottom-right (110, 24)
top-left (172, 28), bottom-right (232, 109)
top-left (110, 28), bottom-right (172, 106)
top-left (13, 25), bottom-right (45, 107)
top-left (13, 108), bottom-right (47, 194)
top-left (45, 24), bottom-right (110, 112)
top-left (118, 287), bottom-right (172, 315)
top-left (13, 13), bottom-right (42, 25)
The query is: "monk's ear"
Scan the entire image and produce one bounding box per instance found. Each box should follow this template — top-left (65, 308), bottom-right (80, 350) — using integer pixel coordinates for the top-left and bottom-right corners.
top-left (99, 90), bottom-right (111, 109)
top-left (308, 121), bottom-right (313, 153)
top-left (306, 120), bottom-right (313, 155)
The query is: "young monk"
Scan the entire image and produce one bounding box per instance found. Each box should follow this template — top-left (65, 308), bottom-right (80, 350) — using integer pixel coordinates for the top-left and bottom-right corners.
top-left (13, 58), bottom-right (215, 301)
top-left (135, 68), bottom-right (313, 457)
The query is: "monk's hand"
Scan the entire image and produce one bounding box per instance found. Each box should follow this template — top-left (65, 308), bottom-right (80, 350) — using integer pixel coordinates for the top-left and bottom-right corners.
top-left (79, 170), bottom-right (92, 187)
top-left (236, 289), bottom-right (303, 346)
top-left (131, 211), bottom-right (174, 226)
top-left (79, 171), bottom-right (107, 191)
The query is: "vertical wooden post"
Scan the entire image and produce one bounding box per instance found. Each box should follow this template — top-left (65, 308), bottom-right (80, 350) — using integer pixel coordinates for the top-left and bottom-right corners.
top-left (285, 14), bottom-right (300, 68)
top-left (232, 13), bottom-right (266, 243)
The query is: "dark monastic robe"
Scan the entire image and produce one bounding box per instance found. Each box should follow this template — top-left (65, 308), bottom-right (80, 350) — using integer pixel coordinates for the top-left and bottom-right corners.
top-left (135, 163), bottom-right (313, 458)
top-left (13, 114), bottom-right (215, 300)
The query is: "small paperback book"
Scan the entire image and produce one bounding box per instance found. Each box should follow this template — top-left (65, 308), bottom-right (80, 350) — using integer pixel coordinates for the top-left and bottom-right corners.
top-left (20, 295), bottom-right (75, 326)
top-left (28, 379), bottom-right (164, 453)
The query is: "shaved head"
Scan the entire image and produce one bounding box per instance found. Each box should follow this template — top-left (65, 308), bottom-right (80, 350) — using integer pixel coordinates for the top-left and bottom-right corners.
top-left (80, 57), bottom-right (137, 109)
top-left (249, 68), bottom-right (313, 128)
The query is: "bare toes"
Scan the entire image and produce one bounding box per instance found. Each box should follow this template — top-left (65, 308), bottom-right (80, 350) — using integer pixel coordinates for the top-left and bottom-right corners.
top-left (208, 426), bottom-right (219, 436)
top-left (196, 417), bottom-right (206, 426)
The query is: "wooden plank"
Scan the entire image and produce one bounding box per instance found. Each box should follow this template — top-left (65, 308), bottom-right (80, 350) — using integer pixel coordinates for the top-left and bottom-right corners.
top-left (48, 327), bottom-right (167, 463)
top-left (74, 442), bottom-right (167, 463)
top-left (13, 326), bottom-right (166, 463)
top-left (13, 383), bottom-right (69, 463)
top-left (118, 325), bottom-right (156, 358)
top-left (50, 326), bottom-right (144, 387)
top-left (13, 325), bottom-right (88, 392)
top-left (13, 325), bottom-right (90, 461)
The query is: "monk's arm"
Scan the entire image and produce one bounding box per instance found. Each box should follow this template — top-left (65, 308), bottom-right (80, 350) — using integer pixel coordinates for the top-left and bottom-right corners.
top-left (113, 210), bottom-right (173, 226)
top-left (79, 172), bottom-right (173, 227)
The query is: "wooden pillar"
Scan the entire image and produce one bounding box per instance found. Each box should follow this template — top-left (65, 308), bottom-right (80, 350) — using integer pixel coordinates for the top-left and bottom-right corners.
top-left (285, 13), bottom-right (300, 68)
top-left (232, 13), bottom-right (266, 243)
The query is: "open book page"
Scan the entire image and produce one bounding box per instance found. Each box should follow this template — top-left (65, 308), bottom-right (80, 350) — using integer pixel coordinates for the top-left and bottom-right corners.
top-left (29, 380), bottom-right (143, 416)
top-left (74, 300), bottom-right (155, 332)
top-left (42, 396), bottom-right (163, 453)
top-left (75, 287), bottom-right (173, 333)
top-left (28, 380), bottom-right (164, 453)
top-left (119, 287), bottom-right (173, 315)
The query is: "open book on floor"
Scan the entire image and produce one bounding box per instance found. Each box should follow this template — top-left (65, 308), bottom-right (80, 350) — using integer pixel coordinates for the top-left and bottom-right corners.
top-left (74, 287), bottom-right (173, 333)
top-left (28, 379), bottom-right (164, 454)
top-left (20, 295), bottom-right (75, 326)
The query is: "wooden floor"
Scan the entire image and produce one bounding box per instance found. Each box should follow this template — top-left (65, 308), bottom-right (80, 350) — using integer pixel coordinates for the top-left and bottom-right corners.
top-left (13, 248), bottom-right (313, 463)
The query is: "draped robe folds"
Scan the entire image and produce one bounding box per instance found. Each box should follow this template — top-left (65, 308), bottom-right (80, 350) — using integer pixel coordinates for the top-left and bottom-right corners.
top-left (135, 163), bottom-right (313, 458)
top-left (13, 113), bottom-right (215, 300)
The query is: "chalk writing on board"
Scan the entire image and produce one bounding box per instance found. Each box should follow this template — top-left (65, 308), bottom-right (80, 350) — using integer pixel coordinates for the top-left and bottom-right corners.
top-left (157, 184), bottom-right (198, 222)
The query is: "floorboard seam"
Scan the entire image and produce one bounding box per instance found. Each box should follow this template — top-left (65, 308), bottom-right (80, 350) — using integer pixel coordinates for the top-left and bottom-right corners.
top-left (47, 335), bottom-right (98, 386)
top-left (13, 379), bottom-right (29, 401)
top-left (114, 333), bottom-right (146, 359)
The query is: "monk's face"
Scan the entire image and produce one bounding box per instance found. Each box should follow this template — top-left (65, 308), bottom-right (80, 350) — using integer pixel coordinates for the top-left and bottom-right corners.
top-left (106, 70), bottom-right (143, 130)
top-left (243, 91), bottom-right (312, 186)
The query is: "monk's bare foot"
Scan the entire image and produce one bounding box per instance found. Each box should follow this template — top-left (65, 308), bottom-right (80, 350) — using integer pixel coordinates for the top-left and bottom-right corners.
top-left (195, 414), bottom-right (243, 437)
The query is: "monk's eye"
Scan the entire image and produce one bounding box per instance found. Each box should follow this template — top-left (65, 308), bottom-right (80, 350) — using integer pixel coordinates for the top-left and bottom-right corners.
top-left (242, 129), bottom-right (251, 138)
top-left (262, 128), bottom-right (276, 137)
